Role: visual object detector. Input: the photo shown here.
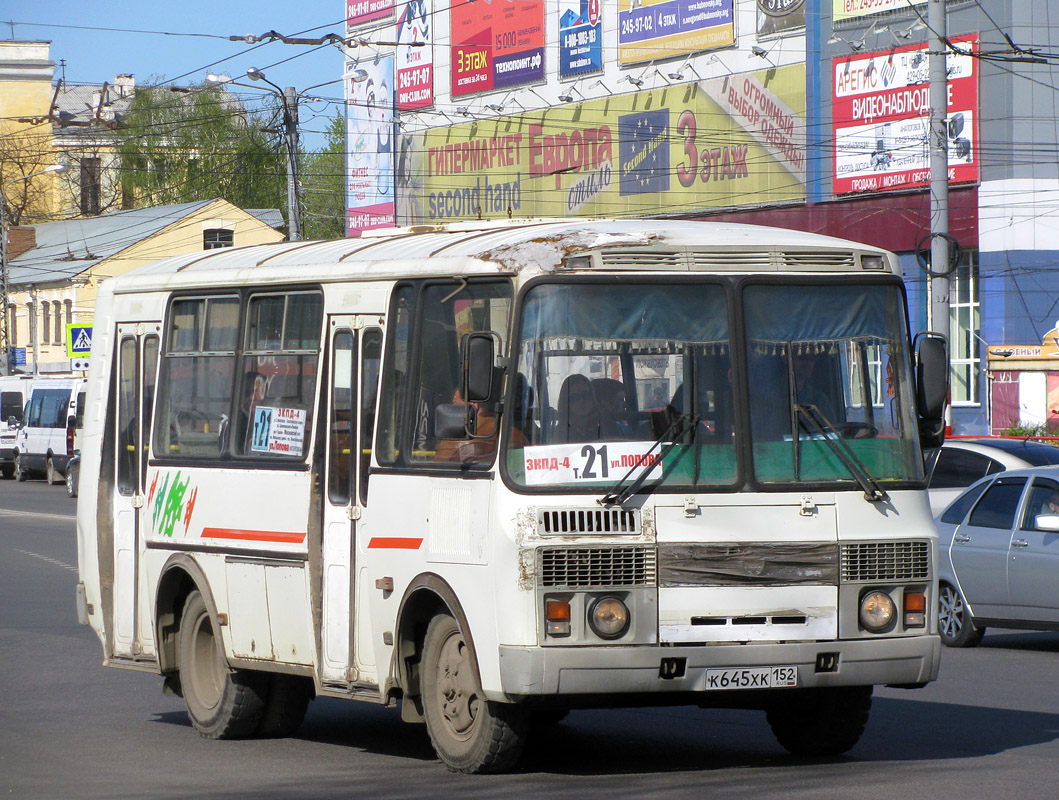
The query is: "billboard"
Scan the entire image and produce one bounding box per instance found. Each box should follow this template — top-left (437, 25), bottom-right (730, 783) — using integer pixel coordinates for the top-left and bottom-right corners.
top-left (347, 0), bottom-right (395, 28)
top-left (396, 65), bottom-right (806, 224)
top-left (618, 0), bottom-right (735, 65)
top-left (347, 57), bottom-right (396, 236)
top-left (758, 0), bottom-right (805, 36)
top-left (832, 36), bottom-right (978, 195)
top-left (450, 0), bottom-right (545, 97)
top-left (833, 0), bottom-right (925, 22)
top-left (397, 0), bottom-right (434, 109)
top-left (559, 0), bottom-right (603, 79)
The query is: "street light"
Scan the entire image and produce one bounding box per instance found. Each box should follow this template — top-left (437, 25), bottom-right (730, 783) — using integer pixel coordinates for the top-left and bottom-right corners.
top-left (207, 69), bottom-right (346, 242)
top-left (1, 163), bottom-right (67, 376)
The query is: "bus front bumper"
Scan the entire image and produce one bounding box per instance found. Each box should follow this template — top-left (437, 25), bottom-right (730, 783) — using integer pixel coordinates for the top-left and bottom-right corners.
top-left (497, 635), bottom-right (941, 699)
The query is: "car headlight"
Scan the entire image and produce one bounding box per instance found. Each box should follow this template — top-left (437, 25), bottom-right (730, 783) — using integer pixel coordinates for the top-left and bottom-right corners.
top-left (588, 596), bottom-right (630, 639)
top-left (859, 590), bottom-right (896, 633)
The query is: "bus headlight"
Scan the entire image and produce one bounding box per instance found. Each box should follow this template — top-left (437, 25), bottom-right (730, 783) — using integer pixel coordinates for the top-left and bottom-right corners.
top-left (588, 596), bottom-right (630, 639)
top-left (859, 590), bottom-right (896, 632)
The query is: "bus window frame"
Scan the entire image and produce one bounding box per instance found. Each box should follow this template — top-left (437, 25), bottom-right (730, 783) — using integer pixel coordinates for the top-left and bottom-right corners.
top-left (151, 285), bottom-right (323, 471)
top-left (499, 273), bottom-right (928, 497)
top-left (374, 277), bottom-right (514, 474)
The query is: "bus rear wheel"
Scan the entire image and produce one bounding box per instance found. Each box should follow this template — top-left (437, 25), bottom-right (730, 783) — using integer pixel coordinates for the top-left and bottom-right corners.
top-left (766, 685), bottom-right (872, 757)
top-left (255, 674), bottom-right (313, 738)
top-left (421, 613), bottom-right (528, 773)
top-left (178, 590), bottom-right (266, 739)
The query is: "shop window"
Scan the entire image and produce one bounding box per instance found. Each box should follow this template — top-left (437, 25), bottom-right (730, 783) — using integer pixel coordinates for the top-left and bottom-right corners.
top-left (949, 250), bottom-right (980, 405)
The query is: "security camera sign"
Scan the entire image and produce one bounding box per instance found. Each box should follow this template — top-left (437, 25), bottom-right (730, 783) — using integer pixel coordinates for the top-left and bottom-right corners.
top-left (832, 35), bottom-right (978, 195)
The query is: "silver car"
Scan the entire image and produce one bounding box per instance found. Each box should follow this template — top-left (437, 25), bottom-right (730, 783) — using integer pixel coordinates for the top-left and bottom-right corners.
top-left (925, 438), bottom-right (1059, 515)
top-left (935, 465), bottom-right (1059, 646)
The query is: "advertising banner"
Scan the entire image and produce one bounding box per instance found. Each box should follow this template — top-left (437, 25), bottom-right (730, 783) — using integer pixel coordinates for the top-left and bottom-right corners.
top-left (833, 0), bottom-right (925, 22)
top-left (559, 0), bottom-right (603, 79)
top-left (347, 0), bottom-right (395, 28)
top-left (395, 65), bottom-right (805, 224)
top-left (347, 57), bottom-right (396, 236)
top-left (758, 0), bottom-right (805, 36)
top-left (832, 36), bottom-right (977, 195)
top-left (450, 0), bottom-right (545, 97)
top-left (618, 0), bottom-right (734, 65)
top-left (397, 0), bottom-right (433, 109)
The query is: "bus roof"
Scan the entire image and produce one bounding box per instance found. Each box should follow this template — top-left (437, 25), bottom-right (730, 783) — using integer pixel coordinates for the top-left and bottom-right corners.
top-left (107, 218), bottom-right (897, 293)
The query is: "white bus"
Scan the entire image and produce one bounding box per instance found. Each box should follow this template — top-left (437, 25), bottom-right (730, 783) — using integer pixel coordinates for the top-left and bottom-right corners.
top-left (76, 218), bottom-right (948, 773)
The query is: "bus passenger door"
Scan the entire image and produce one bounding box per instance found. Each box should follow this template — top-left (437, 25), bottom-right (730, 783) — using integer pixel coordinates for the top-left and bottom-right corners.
top-left (112, 323), bottom-right (160, 660)
top-left (321, 317), bottom-right (382, 685)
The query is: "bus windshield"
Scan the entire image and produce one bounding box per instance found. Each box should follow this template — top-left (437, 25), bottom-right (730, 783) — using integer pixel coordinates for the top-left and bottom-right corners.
top-left (504, 280), bottom-right (923, 492)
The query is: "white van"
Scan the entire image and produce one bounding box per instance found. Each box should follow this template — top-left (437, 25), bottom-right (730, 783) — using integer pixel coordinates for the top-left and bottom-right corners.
top-left (0, 376), bottom-right (36, 479)
top-left (15, 377), bottom-right (87, 484)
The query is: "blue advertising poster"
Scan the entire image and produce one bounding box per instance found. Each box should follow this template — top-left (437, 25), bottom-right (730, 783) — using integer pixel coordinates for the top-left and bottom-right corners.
top-left (618, 109), bottom-right (671, 195)
top-left (559, 0), bottom-right (603, 79)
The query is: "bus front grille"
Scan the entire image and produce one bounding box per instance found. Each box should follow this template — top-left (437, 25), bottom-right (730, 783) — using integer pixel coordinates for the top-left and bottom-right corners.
top-left (537, 507), bottom-right (639, 535)
top-left (538, 546), bottom-right (656, 588)
top-left (841, 541), bottom-right (930, 582)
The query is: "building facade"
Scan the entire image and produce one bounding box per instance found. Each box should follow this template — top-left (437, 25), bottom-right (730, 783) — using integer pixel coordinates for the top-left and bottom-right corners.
top-left (348, 0), bottom-right (1059, 435)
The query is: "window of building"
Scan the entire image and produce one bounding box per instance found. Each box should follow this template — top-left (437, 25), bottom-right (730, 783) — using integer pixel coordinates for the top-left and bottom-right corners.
top-left (53, 301), bottom-right (62, 345)
top-left (41, 302), bottom-right (50, 345)
top-left (7, 304), bottom-right (15, 348)
top-left (80, 158), bottom-right (101, 216)
top-left (203, 229), bottom-right (234, 249)
top-left (950, 250), bottom-right (980, 405)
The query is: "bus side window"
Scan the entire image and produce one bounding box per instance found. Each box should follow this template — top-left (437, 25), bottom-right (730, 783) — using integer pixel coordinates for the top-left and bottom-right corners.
top-left (238, 291), bottom-right (323, 459)
top-left (376, 285), bottom-right (416, 466)
top-left (359, 328), bottom-right (382, 503)
top-left (154, 296), bottom-right (238, 458)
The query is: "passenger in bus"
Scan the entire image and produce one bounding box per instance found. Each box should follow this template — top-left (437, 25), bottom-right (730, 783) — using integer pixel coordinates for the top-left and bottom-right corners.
top-left (592, 378), bottom-right (632, 440)
top-left (237, 372), bottom-right (267, 453)
top-left (555, 374), bottom-right (601, 443)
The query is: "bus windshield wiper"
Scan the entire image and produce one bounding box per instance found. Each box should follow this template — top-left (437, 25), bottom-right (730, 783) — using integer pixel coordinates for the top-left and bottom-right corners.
top-left (598, 412), bottom-right (698, 507)
top-left (795, 404), bottom-right (889, 503)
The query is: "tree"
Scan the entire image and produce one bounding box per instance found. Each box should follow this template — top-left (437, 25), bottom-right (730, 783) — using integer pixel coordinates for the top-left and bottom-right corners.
top-left (116, 82), bottom-right (286, 215)
top-left (300, 113), bottom-right (346, 241)
top-left (0, 124), bottom-right (60, 225)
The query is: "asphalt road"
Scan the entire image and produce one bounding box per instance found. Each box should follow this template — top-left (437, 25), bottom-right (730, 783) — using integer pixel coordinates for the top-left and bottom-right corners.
top-left (2, 478), bottom-right (1058, 799)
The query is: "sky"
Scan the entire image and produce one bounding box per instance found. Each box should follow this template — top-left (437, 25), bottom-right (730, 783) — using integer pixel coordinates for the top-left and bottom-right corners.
top-left (4, 0), bottom-right (349, 147)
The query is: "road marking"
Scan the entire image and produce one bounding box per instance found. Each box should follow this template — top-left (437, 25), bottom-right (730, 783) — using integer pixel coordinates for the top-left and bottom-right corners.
top-left (15, 548), bottom-right (78, 573)
top-left (0, 508), bottom-right (76, 522)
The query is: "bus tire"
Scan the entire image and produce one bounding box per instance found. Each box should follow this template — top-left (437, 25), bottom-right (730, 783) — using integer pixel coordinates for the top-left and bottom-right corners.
top-left (255, 674), bottom-right (313, 738)
top-left (766, 685), bottom-right (872, 757)
top-left (177, 590), bottom-right (266, 739)
top-left (421, 612), bottom-right (528, 773)
top-left (938, 581), bottom-right (985, 648)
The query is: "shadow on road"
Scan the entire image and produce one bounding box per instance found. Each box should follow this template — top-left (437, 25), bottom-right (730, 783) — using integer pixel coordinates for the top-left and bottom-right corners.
top-left (150, 690), bottom-right (1059, 777)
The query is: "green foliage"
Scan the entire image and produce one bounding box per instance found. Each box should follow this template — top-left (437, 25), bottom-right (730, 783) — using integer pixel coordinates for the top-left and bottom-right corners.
top-left (116, 82), bottom-right (286, 213)
top-left (300, 113), bottom-right (346, 241)
top-left (999, 421), bottom-right (1059, 438)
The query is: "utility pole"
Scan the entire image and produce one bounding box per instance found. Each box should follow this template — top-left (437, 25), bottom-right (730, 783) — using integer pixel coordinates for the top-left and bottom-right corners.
top-left (281, 86), bottom-right (302, 241)
top-left (928, 0), bottom-right (950, 337)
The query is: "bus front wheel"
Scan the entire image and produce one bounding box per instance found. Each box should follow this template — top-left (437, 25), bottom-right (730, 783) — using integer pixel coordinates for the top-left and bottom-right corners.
top-left (421, 612), bottom-right (528, 773)
top-left (177, 590), bottom-right (266, 739)
top-left (766, 685), bottom-right (872, 756)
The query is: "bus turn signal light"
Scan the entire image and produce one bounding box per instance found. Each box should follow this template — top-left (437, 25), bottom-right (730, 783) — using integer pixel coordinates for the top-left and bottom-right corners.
top-left (904, 590), bottom-right (926, 628)
top-left (546, 599), bottom-right (571, 637)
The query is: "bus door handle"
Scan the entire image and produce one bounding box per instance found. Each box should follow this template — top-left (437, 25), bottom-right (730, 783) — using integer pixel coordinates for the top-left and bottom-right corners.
top-left (347, 506), bottom-right (362, 521)
top-left (132, 494), bottom-right (145, 509)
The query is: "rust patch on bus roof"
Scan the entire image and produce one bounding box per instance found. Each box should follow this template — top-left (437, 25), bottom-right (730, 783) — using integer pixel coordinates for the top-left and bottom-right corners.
top-left (480, 230), bottom-right (657, 273)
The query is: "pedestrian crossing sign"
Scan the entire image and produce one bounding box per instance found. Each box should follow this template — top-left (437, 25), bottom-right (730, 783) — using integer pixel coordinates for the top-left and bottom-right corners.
top-left (67, 324), bottom-right (93, 357)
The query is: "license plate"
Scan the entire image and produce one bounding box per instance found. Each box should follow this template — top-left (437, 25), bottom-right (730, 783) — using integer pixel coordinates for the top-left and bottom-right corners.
top-left (704, 665), bottom-right (798, 690)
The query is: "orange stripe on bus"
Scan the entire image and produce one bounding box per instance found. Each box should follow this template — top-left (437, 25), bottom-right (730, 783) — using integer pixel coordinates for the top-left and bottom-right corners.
top-left (367, 537), bottom-right (424, 550)
top-left (201, 527), bottom-right (307, 544)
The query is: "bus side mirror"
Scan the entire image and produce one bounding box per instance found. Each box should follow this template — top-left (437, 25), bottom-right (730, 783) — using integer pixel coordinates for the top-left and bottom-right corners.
top-left (915, 333), bottom-right (948, 448)
top-left (463, 333), bottom-right (496, 404)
